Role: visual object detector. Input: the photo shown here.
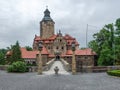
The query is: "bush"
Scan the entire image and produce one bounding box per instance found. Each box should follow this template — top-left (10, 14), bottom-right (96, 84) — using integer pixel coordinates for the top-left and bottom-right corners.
top-left (107, 70), bottom-right (120, 77)
top-left (7, 61), bottom-right (27, 73)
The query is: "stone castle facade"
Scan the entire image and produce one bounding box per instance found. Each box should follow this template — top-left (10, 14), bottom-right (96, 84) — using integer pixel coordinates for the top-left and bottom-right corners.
top-left (6, 8), bottom-right (96, 72)
top-left (32, 8), bottom-right (96, 71)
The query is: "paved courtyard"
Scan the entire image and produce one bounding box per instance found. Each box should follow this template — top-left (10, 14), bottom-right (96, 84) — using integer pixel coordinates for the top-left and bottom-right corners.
top-left (0, 70), bottom-right (120, 90)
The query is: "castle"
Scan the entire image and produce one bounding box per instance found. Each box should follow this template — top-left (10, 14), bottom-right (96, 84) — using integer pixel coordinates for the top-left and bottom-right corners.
top-left (7, 8), bottom-right (96, 72)
top-left (32, 8), bottom-right (96, 71)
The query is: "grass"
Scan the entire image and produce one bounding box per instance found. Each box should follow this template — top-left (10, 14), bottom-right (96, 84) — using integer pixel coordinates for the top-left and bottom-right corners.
top-left (107, 70), bottom-right (120, 77)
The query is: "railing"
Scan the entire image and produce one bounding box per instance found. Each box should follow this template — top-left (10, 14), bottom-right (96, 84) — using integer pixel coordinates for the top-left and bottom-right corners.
top-left (44, 59), bottom-right (55, 71)
top-left (61, 59), bottom-right (71, 71)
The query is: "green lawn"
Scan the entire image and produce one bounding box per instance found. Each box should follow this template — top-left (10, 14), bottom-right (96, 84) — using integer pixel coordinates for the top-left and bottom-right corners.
top-left (107, 70), bottom-right (120, 77)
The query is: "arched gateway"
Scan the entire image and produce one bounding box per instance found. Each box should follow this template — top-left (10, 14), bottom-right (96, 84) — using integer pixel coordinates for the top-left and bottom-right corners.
top-left (54, 51), bottom-right (61, 61)
top-left (55, 55), bottom-right (60, 60)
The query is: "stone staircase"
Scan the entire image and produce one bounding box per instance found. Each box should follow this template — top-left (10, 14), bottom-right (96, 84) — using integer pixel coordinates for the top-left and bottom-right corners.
top-left (43, 59), bottom-right (70, 75)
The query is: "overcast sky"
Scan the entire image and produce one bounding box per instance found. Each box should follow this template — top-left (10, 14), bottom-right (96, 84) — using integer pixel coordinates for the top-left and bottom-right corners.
top-left (0, 0), bottom-right (120, 48)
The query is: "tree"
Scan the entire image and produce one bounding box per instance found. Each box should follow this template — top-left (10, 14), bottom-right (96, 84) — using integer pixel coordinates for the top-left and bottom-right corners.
top-left (88, 40), bottom-right (98, 54)
top-left (114, 18), bottom-right (120, 64)
top-left (89, 23), bottom-right (115, 66)
top-left (98, 41), bottom-right (113, 66)
top-left (25, 46), bottom-right (33, 51)
top-left (0, 49), bottom-right (7, 65)
top-left (7, 41), bottom-right (23, 64)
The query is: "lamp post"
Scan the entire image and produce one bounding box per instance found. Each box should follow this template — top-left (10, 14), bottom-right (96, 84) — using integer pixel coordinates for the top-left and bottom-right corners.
top-left (71, 41), bottom-right (76, 75)
top-left (38, 41), bottom-right (43, 75)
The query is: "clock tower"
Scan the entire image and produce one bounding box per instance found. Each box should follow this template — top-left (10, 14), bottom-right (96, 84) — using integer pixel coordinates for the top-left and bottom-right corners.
top-left (40, 8), bottom-right (55, 39)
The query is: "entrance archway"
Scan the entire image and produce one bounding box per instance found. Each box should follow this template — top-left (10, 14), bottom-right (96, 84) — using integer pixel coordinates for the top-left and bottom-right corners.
top-left (55, 55), bottom-right (60, 60)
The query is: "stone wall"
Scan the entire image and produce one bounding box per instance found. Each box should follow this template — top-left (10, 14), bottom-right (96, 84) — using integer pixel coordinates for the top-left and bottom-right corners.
top-left (82, 66), bottom-right (120, 73)
top-left (0, 65), bottom-right (8, 70)
top-left (40, 21), bottom-right (54, 39)
top-left (42, 54), bottom-right (48, 66)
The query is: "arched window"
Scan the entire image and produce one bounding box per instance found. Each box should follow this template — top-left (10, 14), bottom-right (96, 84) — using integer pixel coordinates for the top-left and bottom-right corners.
top-left (61, 46), bottom-right (64, 50)
top-left (51, 46), bottom-right (53, 49)
top-left (56, 46), bottom-right (59, 49)
top-left (48, 46), bottom-right (50, 49)
top-left (32, 61), bottom-right (36, 66)
top-left (60, 39), bottom-right (62, 42)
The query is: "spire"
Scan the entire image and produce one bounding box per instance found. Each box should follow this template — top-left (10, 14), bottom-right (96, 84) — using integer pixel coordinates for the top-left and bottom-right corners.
top-left (42, 6), bottom-right (53, 21)
top-left (57, 30), bottom-right (62, 36)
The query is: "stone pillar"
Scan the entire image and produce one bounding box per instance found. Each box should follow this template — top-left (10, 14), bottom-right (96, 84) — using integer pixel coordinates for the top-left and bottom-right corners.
top-left (38, 51), bottom-right (43, 74)
top-left (72, 51), bottom-right (76, 75)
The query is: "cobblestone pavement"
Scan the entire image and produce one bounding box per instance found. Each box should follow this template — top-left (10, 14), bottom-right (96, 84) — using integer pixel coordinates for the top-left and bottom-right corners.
top-left (0, 70), bottom-right (120, 90)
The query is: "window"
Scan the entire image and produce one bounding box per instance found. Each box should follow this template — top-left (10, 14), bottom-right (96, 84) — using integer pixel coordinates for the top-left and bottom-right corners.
top-left (51, 46), bottom-right (53, 49)
top-left (67, 57), bottom-right (69, 58)
top-left (61, 46), bottom-right (64, 50)
top-left (85, 56), bottom-right (88, 59)
top-left (32, 61), bottom-right (36, 65)
top-left (60, 39), bottom-right (62, 42)
top-left (56, 46), bottom-right (59, 49)
top-left (48, 46), bottom-right (50, 49)
top-left (77, 56), bottom-right (81, 59)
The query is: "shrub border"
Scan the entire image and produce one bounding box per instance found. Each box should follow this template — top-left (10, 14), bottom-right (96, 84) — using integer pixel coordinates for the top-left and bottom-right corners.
top-left (107, 70), bottom-right (120, 77)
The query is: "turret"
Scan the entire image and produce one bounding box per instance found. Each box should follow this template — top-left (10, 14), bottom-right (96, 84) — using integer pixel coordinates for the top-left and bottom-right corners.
top-left (40, 7), bottom-right (55, 39)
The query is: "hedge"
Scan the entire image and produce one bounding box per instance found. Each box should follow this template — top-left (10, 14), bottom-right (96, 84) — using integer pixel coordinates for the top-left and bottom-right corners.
top-left (107, 70), bottom-right (120, 77)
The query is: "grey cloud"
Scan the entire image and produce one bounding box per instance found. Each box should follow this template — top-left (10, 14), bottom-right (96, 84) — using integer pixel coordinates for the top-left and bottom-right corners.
top-left (0, 0), bottom-right (120, 48)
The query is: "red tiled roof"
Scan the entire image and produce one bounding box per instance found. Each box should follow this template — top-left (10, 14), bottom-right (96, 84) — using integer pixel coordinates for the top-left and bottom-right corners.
top-left (22, 51), bottom-right (38, 59)
top-left (34, 36), bottom-right (41, 41)
top-left (66, 40), bottom-right (79, 45)
top-left (6, 47), bottom-right (49, 59)
top-left (75, 48), bottom-right (96, 55)
top-left (66, 50), bottom-right (73, 55)
top-left (41, 46), bottom-right (49, 55)
top-left (65, 48), bottom-right (96, 56)
top-left (34, 35), bottom-right (57, 44)
top-left (49, 35), bottom-right (57, 40)
top-left (48, 54), bottom-right (55, 57)
top-left (64, 34), bottom-right (75, 40)
top-left (33, 34), bottom-right (79, 46)
top-left (21, 47), bottom-right (49, 59)
top-left (7, 48), bottom-right (96, 59)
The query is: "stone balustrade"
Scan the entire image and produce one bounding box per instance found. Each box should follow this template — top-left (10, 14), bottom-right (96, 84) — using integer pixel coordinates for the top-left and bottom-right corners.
top-left (61, 59), bottom-right (71, 71)
top-left (44, 59), bottom-right (55, 71)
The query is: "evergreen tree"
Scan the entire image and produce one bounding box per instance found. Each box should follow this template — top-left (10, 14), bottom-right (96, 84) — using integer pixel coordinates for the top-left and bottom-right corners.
top-left (0, 49), bottom-right (7, 65)
top-left (9, 41), bottom-right (23, 64)
top-left (25, 46), bottom-right (33, 51)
